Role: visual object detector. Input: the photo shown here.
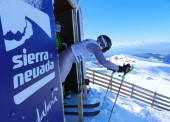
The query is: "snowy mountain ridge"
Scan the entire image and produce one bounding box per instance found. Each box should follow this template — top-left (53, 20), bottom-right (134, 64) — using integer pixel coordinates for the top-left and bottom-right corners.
top-left (133, 53), bottom-right (170, 64)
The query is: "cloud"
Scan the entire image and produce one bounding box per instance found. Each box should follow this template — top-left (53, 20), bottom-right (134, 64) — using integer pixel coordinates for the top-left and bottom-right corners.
top-left (112, 40), bottom-right (170, 47)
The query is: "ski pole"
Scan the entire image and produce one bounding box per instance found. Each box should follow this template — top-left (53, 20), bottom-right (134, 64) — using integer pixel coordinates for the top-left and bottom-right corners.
top-left (108, 65), bottom-right (134, 122)
top-left (101, 71), bottom-right (116, 109)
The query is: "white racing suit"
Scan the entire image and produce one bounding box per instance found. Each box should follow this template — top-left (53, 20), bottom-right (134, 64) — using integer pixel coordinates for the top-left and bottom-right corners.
top-left (59, 39), bottom-right (119, 83)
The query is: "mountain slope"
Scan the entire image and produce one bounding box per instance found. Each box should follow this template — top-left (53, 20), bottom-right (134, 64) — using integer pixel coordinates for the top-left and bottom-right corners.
top-left (86, 54), bottom-right (170, 97)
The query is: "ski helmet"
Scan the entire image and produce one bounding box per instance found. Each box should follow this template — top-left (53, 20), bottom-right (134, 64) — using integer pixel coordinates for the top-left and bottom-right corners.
top-left (97, 35), bottom-right (112, 53)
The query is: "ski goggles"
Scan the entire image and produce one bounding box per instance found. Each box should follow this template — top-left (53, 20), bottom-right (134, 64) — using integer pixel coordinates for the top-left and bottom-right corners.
top-left (99, 36), bottom-right (108, 48)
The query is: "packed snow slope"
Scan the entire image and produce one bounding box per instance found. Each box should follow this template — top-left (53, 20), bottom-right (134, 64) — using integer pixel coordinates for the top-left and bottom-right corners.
top-left (65, 84), bottom-right (170, 122)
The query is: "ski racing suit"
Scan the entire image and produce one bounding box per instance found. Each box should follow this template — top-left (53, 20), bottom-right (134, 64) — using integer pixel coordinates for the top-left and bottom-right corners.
top-left (59, 39), bottom-right (119, 83)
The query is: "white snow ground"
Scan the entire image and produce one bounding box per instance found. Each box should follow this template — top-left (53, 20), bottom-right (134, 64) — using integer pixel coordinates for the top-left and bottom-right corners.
top-left (64, 54), bottom-right (170, 122)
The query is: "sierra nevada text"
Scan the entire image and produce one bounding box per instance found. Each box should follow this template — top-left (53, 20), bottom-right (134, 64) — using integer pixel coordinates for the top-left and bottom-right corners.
top-left (12, 48), bottom-right (54, 89)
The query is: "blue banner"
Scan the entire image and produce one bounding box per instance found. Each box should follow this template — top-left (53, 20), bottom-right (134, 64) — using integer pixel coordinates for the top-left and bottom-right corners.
top-left (0, 0), bottom-right (64, 122)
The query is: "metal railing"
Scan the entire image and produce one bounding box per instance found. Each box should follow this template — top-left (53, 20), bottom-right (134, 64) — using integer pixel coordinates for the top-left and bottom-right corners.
top-left (86, 68), bottom-right (170, 111)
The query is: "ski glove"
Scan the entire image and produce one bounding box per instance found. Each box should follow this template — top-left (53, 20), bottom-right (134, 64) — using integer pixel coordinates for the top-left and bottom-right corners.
top-left (118, 64), bottom-right (131, 73)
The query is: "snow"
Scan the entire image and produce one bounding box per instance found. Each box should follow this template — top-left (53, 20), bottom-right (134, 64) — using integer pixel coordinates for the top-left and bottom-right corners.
top-left (64, 53), bottom-right (170, 122)
top-left (65, 84), bottom-right (170, 122)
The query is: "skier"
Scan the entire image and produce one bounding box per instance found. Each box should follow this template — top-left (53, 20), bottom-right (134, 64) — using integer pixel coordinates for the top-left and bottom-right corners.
top-left (59, 35), bottom-right (131, 84)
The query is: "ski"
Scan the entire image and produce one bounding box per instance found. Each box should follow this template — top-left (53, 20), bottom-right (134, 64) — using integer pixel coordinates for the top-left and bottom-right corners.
top-left (64, 102), bottom-right (100, 108)
top-left (64, 110), bottom-right (100, 116)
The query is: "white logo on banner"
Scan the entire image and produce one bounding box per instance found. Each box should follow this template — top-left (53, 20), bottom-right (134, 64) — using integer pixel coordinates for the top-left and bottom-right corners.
top-left (36, 89), bottom-right (58, 122)
top-left (0, 0), bottom-right (51, 51)
top-left (0, 0), bottom-right (56, 105)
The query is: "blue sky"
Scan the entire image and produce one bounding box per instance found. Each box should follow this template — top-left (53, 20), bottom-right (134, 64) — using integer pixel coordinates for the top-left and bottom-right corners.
top-left (80, 0), bottom-right (170, 46)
